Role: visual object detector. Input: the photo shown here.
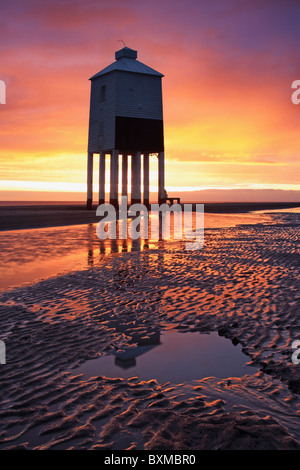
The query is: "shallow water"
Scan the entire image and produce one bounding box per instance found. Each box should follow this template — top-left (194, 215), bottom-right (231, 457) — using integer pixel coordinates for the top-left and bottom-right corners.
top-left (0, 211), bottom-right (273, 290)
top-left (72, 330), bottom-right (257, 383)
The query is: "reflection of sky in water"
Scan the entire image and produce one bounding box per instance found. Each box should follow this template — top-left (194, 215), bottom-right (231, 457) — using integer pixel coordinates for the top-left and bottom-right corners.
top-left (0, 211), bottom-right (273, 290)
top-left (72, 331), bottom-right (257, 383)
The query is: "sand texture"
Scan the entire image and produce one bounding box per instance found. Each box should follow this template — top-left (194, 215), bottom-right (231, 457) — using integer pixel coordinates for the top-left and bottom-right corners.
top-left (0, 211), bottom-right (300, 450)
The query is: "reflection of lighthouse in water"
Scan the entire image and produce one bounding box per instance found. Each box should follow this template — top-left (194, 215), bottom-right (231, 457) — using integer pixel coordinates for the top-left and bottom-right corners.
top-left (86, 213), bottom-right (167, 265)
top-left (114, 330), bottom-right (161, 370)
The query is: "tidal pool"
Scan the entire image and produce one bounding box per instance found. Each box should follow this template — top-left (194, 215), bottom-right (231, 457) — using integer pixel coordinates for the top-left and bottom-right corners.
top-left (72, 330), bottom-right (257, 383)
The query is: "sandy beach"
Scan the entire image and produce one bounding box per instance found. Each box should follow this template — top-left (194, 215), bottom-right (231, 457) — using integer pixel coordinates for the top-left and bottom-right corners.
top-left (0, 207), bottom-right (300, 450)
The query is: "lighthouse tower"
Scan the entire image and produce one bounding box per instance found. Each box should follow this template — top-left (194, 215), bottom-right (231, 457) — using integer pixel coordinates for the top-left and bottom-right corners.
top-left (86, 46), bottom-right (165, 209)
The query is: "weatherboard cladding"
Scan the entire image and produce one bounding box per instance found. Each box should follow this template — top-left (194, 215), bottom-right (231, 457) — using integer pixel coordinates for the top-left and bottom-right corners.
top-left (116, 71), bottom-right (163, 120)
top-left (88, 73), bottom-right (116, 152)
top-left (88, 49), bottom-right (164, 153)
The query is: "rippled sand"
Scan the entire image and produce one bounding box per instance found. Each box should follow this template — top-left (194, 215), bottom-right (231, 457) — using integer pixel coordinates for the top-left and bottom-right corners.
top-left (0, 211), bottom-right (300, 450)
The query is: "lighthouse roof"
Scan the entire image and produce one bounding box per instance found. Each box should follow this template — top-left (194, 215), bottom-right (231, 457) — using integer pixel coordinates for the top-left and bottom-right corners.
top-left (90, 47), bottom-right (164, 80)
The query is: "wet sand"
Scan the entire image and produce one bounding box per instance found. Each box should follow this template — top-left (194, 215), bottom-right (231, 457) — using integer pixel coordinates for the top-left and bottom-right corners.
top-left (0, 210), bottom-right (300, 450)
top-left (0, 201), bottom-right (299, 231)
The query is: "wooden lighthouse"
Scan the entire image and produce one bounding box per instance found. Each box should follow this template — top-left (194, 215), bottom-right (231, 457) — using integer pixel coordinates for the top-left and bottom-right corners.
top-left (86, 46), bottom-right (166, 209)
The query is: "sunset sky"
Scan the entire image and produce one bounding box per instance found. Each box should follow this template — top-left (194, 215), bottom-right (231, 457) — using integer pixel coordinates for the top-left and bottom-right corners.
top-left (1, 0), bottom-right (300, 202)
